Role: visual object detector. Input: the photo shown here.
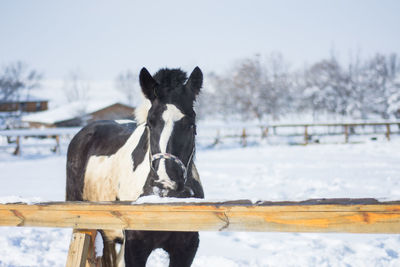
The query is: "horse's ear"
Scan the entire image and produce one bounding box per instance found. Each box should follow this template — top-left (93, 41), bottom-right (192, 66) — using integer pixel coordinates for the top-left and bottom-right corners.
top-left (185, 66), bottom-right (203, 97)
top-left (139, 67), bottom-right (158, 101)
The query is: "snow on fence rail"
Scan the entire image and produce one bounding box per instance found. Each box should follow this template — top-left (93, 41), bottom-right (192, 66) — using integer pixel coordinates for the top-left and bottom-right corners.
top-left (2, 199), bottom-right (400, 266)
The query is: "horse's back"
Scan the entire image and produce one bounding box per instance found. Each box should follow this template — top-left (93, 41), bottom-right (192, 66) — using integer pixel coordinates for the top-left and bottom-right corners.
top-left (66, 120), bottom-right (137, 201)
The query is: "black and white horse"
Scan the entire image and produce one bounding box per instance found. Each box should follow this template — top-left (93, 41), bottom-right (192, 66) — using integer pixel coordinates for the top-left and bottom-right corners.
top-left (66, 67), bottom-right (204, 267)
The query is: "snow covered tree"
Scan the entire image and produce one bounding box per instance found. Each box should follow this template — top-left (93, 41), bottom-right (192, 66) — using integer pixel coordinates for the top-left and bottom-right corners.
top-left (359, 53), bottom-right (400, 119)
top-left (386, 54), bottom-right (400, 118)
top-left (200, 52), bottom-right (400, 121)
top-left (303, 57), bottom-right (351, 119)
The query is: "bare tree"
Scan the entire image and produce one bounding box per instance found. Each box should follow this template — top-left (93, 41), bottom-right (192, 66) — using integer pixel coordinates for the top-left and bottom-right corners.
top-left (115, 70), bottom-right (139, 106)
top-left (207, 53), bottom-right (292, 122)
top-left (231, 55), bottom-right (267, 121)
top-left (194, 72), bottom-right (218, 120)
top-left (63, 70), bottom-right (90, 104)
top-left (62, 70), bottom-right (91, 123)
top-left (259, 53), bottom-right (293, 120)
top-left (0, 61), bottom-right (42, 103)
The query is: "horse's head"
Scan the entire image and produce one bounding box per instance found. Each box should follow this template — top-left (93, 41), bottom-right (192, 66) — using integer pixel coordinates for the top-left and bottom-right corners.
top-left (139, 67), bottom-right (202, 197)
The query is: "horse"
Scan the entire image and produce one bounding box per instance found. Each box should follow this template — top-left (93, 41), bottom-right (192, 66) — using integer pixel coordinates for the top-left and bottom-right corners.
top-left (66, 67), bottom-right (204, 267)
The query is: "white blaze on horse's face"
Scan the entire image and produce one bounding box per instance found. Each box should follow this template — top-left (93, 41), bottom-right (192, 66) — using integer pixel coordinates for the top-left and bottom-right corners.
top-left (154, 104), bottom-right (185, 191)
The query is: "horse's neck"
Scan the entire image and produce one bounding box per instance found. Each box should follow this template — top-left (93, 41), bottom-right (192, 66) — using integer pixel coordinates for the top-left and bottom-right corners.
top-left (117, 123), bottom-right (151, 201)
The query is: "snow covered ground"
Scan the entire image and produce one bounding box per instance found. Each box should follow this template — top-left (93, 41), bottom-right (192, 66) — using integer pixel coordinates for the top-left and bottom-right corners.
top-left (0, 138), bottom-right (400, 266)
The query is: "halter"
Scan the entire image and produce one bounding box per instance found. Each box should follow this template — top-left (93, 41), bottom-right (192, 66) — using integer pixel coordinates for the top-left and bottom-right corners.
top-left (146, 125), bottom-right (195, 184)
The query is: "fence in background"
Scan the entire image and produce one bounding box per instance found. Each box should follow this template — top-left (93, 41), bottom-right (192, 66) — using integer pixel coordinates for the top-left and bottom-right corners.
top-left (206, 121), bottom-right (400, 146)
top-left (0, 127), bottom-right (80, 155)
top-left (1, 122), bottom-right (399, 155)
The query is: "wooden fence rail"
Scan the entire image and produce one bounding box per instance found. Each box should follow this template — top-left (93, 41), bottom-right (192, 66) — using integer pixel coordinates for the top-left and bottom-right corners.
top-left (2, 198), bottom-right (400, 266)
top-left (1, 199), bottom-right (400, 234)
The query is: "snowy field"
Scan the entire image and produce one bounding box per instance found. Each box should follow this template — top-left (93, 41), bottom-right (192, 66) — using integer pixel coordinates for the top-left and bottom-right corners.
top-left (0, 137), bottom-right (400, 266)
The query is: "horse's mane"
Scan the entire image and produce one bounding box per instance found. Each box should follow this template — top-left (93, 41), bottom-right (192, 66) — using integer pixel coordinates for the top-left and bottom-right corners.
top-left (134, 68), bottom-right (190, 124)
top-left (135, 98), bottom-right (151, 125)
top-left (153, 68), bottom-right (187, 92)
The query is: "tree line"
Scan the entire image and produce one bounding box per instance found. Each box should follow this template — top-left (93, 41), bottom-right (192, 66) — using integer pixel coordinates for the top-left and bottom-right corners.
top-left (198, 53), bottom-right (400, 122)
top-left (1, 52), bottom-right (400, 126)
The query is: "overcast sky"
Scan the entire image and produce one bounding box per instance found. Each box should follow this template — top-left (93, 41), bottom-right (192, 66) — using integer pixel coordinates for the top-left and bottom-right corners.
top-left (1, 0), bottom-right (399, 80)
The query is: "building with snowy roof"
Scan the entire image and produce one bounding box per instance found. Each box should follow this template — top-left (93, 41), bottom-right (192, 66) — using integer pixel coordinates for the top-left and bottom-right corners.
top-left (22, 101), bottom-right (135, 128)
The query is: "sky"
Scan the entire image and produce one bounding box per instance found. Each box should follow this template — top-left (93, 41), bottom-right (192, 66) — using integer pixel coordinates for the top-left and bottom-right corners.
top-left (0, 0), bottom-right (399, 81)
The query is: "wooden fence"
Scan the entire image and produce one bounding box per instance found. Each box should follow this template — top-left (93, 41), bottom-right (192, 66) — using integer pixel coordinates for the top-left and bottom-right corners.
top-left (1, 199), bottom-right (400, 266)
top-left (1, 122), bottom-right (399, 154)
top-left (0, 128), bottom-right (80, 155)
top-left (211, 121), bottom-right (400, 146)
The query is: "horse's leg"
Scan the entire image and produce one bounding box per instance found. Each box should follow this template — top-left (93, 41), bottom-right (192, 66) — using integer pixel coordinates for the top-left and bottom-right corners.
top-left (101, 240), bottom-right (117, 267)
top-left (99, 230), bottom-right (124, 267)
top-left (163, 232), bottom-right (200, 267)
top-left (124, 239), bottom-right (153, 267)
top-left (116, 238), bottom-right (125, 267)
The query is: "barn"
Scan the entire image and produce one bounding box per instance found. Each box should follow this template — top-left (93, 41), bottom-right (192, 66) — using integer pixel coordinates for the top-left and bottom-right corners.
top-left (0, 98), bottom-right (48, 113)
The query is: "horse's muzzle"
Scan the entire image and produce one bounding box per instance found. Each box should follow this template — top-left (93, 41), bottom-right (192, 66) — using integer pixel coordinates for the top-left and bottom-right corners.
top-left (150, 178), bottom-right (189, 197)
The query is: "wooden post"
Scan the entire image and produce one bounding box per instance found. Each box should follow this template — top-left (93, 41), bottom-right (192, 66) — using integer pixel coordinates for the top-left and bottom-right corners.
top-left (55, 135), bottom-right (60, 154)
top-left (85, 230), bottom-right (101, 267)
top-left (241, 128), bottom-right (247, 147)
top-left (304, 126), bottom-right (308, 145)
top-left (13, 136), bottom-right (20, 156)
top-left (386, 124), bottom-right (391, 141)
top-left (66, 229), bottom-right (93, 267)
top-left (261, 127), bottom-right (269, 139)
top-left (212, 130), bottom-right (220, 147)
top-left (344, 125), bottom-right (349, 143)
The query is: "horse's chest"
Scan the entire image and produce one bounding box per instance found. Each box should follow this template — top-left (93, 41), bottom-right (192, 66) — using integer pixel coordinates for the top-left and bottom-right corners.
top-left (83, 128), bottom-right (149, 201)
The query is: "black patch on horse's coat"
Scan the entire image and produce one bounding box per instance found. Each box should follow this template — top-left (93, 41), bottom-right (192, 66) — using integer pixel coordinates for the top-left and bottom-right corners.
top-left (131, 128), bottom-right (149, 171)
top-left (66, 120), bottom-right (137, 201)
top-left (125, 231), bottom-right (199, 267)
top-left (86, 121), bottom-right (136, 156)
top-left (146, 103), bottom-right (166, 157)
top-left (184, 173), bottom-right (204, 198)
top-left (168, 117), bottom-right (196, 165)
